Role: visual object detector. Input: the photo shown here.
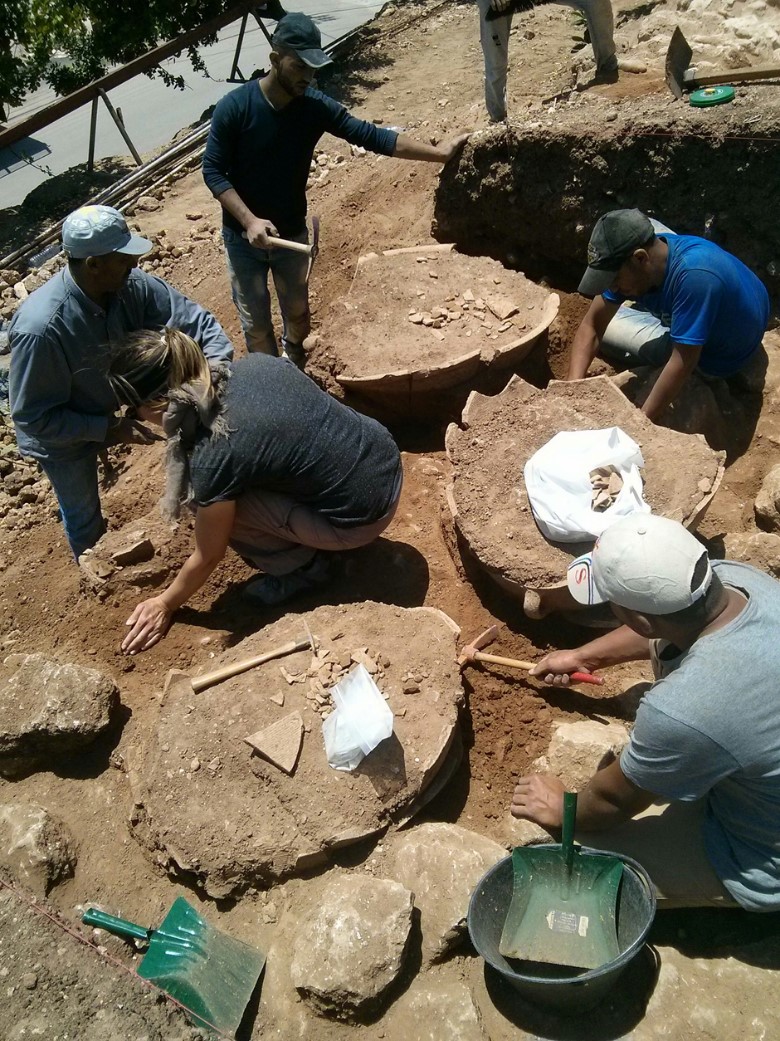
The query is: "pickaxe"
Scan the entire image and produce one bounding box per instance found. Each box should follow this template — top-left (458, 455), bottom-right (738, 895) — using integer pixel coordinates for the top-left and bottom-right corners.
top-left (457, 625), bottom-right (604, 685)
top-left (665, 26), bottom-right (780, 100)
top-left (163, 623), bottom-right (316, 700)
top-left (242, 215), bottom-right (320, 281)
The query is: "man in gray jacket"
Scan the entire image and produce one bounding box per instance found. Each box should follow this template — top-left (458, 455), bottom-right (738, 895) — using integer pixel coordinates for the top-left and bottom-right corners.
top-left (9, 204), bottom-right (233, 558)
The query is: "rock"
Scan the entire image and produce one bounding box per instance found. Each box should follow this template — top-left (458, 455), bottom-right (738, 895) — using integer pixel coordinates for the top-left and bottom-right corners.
top-left (244, 711), bottom-right (304, 775)
top-left (723, 531), bottom-right (780, 577)
top-left (0, 654), bottom-right (119, 777)
top-left (110, 537), bottom-right (154, 567)
top-left (135, 196), bottom-right (161, 211)
top-left (290, 874), bottom-right (413, 1019)
top-left (0, 803), bottom-right (77, 895)
top-left (755, 464), bottom-right (780, 532)
top-left (503, 816), bottom-right (553, 848)
top-left (484, 293), bottom-right (519, 321)
top-left (546, 720), bottom-right (630, 790)
top-left (385, 977), bottom-right (486, 1041)
top-left (384, 823), bottom-right (505, 963)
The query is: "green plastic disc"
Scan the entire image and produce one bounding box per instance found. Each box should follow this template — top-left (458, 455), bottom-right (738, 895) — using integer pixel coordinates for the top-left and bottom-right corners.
top-left (689, 85), bottom-right (736, 107)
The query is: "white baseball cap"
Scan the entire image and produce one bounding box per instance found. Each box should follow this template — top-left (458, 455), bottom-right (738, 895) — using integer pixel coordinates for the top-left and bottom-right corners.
top-left (567, 514), bottom-right (712, 614)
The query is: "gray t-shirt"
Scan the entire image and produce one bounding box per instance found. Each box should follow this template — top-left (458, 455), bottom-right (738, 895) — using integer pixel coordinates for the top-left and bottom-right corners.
top-left (189, 355), bottom-right (401, 526)
top-left (620, 560), bottom-right (780, 910)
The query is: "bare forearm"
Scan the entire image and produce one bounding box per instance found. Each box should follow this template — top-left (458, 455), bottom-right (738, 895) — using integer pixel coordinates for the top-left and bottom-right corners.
top-left (567, 323), bottom-right (601, 379)
top-left (216, 188), bottom-right (257, 229)
top-left (575, 767), bottom-right (655, 831)
top-left (159, 551), bottom-right (223, 613)
top-left (574, 626), bottom-right (652, 670)
top-left (641, 347), bottom-right (696, 422)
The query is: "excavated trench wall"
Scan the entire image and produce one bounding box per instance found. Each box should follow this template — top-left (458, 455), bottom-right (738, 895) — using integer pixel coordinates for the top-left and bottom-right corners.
top-left (434, 115), bottom-right (780, 318)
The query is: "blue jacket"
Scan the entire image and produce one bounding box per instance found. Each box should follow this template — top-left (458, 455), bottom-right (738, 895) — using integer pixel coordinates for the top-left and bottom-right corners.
top-left (9, 266), bottom-right (233, 459)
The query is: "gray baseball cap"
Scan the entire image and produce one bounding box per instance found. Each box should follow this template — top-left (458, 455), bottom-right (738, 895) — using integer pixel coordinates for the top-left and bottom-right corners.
top-left (62, 205), bottom-right (152, 259)
top-left (578, 209), bottom-right (655, 296)
top-left (272, 12), bottom-right (332, 69)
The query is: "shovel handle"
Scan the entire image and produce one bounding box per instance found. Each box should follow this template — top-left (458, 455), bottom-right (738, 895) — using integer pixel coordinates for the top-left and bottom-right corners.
top-left (691, 66), bottom-right (780, 87)
top-left (470, 650), bottom-right (603, 685)
top-left (82, 908), bottom-right (150, 942)
top-left (191, 636), bottom-right (312, 693)
top-left (562, 791), bottom-right (577, 877)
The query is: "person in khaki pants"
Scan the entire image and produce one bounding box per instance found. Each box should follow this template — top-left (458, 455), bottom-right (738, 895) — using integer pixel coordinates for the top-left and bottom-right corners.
top-left (512, 514), bottom-right (780, 911)
top-left (477, 0), bottom-right (618, 122)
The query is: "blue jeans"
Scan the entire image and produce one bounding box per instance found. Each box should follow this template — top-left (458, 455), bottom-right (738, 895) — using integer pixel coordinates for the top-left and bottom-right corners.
top-left (38, 446), bottom-right (105, 559)
top-left (223, 226), bottom-right (310, 356)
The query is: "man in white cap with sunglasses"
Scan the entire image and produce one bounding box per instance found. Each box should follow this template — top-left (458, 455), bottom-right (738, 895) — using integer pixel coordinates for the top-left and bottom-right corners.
top-left (511, 513), bottom-right (780, 910)
top-left (9, 204), bottom-right (233, 559)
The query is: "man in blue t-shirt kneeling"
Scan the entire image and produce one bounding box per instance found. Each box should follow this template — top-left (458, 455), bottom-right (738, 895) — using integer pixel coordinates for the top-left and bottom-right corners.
top-left (566, 209), bottom-right (770, 422)
top-left (203, 12), bottom-right (469, 367)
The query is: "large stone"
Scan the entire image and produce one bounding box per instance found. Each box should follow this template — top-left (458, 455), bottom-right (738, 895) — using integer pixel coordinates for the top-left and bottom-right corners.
top-left (755, 464), bottom-right (780, 533)
top-left (385, 976), bottom-right (486, 1041)
top-left (546, 720), bottom-right (630, 790)
top-left (289, 873), bottom-right (413, 1019)
top-left (0, 802), bottom-right (77, 895)
top-left (723, 531), bottom-right (780, 577)
top-left (384, 822), bottom-right (506, 963)
top-left (0, 654), bottom-right (119, 777)
top-left (130, 602), bottom-right (463, 897)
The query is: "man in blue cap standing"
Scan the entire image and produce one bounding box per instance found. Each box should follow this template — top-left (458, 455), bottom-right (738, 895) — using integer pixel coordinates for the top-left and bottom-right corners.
top-left (203, 11), bottom-right (469, 367)
top-left (8, 204), bottom-right (233, 559)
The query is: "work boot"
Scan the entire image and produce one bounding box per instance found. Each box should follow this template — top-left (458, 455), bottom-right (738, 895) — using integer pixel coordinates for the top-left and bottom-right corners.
top-left (243, 551), bottom-right (334, 606)
top-left (282, 341), bottom-right (307, 369)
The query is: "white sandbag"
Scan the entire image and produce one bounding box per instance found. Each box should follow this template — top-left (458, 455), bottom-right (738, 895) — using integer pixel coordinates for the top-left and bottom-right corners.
top-left (523, 427), bottom-right (650, 543)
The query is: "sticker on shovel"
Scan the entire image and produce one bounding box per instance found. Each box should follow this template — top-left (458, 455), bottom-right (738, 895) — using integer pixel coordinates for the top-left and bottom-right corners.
top-left (545, 910), bottom-right (590, 937)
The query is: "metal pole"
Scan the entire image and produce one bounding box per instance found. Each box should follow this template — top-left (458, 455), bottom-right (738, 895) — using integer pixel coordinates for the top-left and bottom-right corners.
top-left (98, 88), bottom-right (142, 165)
top-left (87, 95), bottom-right (99, 172)
top-left (228, 13), bottom-right (250, 82)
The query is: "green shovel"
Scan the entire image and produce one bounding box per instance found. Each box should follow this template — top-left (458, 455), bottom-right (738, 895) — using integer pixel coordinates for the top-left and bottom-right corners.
top-left (83, 897), bottom-right (265, 1037)
top-left (499, 791), bottom-right (623, 970)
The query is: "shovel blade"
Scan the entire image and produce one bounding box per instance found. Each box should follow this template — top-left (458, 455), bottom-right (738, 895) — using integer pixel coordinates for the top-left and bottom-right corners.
top-left (499, 846), bottom-right (623, 971)
top-left (139, 898), bottom-right (265, 1036)
top-left (665, 26), bottom-right (693, 99)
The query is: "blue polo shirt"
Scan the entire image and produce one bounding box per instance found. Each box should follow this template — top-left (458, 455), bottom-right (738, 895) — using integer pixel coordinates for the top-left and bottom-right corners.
top-left (604, 235), bottom-right (769, 377)
top-left (203, 81), bottom-right (398, 238)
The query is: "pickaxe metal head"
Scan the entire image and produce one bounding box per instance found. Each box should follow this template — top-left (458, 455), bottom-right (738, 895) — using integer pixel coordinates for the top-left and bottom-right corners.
top-left (457, 625), bottom-right (499, 669)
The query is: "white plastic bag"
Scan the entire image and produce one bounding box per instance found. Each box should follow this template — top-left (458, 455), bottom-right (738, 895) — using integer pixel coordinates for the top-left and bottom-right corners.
top-left (323, 664), bottom-right (394, 772)
top-left (523, 427), bottom-right (650, 543)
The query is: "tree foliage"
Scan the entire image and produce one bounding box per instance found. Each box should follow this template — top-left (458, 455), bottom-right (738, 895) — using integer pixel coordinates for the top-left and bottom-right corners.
top-left (0, 0), bottom-right (228, 110)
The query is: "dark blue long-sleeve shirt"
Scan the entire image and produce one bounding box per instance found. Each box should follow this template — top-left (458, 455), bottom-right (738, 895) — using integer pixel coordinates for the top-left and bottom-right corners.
top-left (202, 80), bottom-right (398, 238)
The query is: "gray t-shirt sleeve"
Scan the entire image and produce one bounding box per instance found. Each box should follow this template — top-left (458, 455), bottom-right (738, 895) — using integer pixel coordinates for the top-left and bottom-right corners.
top-left (621, 701), bottom-right (740, 802)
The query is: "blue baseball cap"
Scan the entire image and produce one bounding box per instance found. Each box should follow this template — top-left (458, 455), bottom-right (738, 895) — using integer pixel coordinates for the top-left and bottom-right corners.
top-left (272, 12), bottom-right (332, 69)
top-left (62, 205), bottom-right (152, 259)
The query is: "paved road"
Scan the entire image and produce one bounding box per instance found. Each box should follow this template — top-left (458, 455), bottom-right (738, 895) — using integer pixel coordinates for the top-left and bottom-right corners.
top-left (0, 0), bottom-right (384, 208)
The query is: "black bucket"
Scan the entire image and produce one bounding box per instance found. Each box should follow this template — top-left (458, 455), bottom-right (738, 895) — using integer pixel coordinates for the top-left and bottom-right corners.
top-left (468, 847), bottom-right (656, 1013)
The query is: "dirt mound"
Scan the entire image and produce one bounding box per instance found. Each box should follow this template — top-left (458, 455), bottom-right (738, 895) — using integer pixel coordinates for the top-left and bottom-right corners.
top-left (445, 375), bottom-right (725, 610)
top-left (129, 601), bottom-right (464, 898)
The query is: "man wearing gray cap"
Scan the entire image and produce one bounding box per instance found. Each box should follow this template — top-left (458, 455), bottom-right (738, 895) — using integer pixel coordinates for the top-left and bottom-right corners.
top-left (566, 208), bottom-right (769, 422)
top-left (511, 513), bottom-right (780, 910)
top-left (203, 11), bottom-right (468, 366)
top-left (9, 204), bottom-right (233, 559)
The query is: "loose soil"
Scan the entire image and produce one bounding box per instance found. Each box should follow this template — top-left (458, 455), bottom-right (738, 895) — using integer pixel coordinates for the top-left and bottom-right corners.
top-left (2, 0), bottom-right (780, 1037)
top-left (317, 248), bottom-right (553, 376)
top-left (129, 602), bottom-right (463, 899)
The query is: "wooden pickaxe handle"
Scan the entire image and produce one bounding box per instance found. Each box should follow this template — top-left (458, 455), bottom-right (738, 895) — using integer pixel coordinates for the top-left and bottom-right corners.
top-left (240, 231), bottom-right (314, 256)
top-left (690, 66), bottom-right (780, 88)
top-left (191, 636), bottom-right (312, 693)
top-left (470, 649), bottom-right (603, 686)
